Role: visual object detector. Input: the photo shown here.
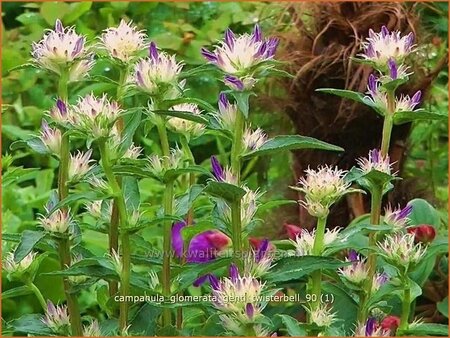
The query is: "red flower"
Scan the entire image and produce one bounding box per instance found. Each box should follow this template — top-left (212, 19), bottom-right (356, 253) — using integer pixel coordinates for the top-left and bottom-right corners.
top-left (284, 223), bottom-right (302, 240)
top-left (380, 315), bottom-right (400, 333)
top-left (407, 224), bottom-right (436, 244)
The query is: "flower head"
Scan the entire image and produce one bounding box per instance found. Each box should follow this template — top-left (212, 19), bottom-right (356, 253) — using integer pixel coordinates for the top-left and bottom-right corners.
top-left (3, 251), bottom-right (36, 274)
top-left (377, 233), bottom-right (426, 269)
top-left (167, 103), bottom-right (205, 137)
top-left (132, 42), bottom-right (183, 96)
top-left (338, 250), bottom-right (369, 285)
top-left (354, 317), bottom-right (391, 337)
top-left (216, 93), bottom-right (238, 130)
top-left (40, 120), bottom-right (61, 154)
top-left (244, 239), bottom-right (274, 277)
top-left (243, 127), bottom-right (267, 152)
top-left (372, 272), bottom-right (389, 293)
top-left (83, 320), bottom-right (101, 337)
top-left (68, 150), bottom-right (94, 182)
top-left (210, 156), bottom-right (237, 185)
top-left (285, 223), bottom-right (302, 240)
top-left (42, 301), bottom-right (71, 333)
top-left (241, 187), bottom-right (263, 227)
top-left (100, 20), bottom-right (147, 62)
top-left (296, 166), bottom-right (353, 218)
top-left (48, 99), bottom-right (71, 124)
top-left (147, 147), bottom-right (184, 176)
top-left (39, 205), bottom-right (72, 234)
top-left (380, 316), bottom-right (400, 335)
top-left (171, 221), bottom-right (230, 263)
top-left (383, 204), bottom-right (413, 230)
top-left (357, 148), bottom-right (395, 176)
top-left (307, 303), bottom-right (336, 328)
top-left (201, 24), bottom-right (279, 75)
top-left (360, 26), bottom-right (415, 68)
top-left (31, 19), bottom-right (93, 80)
top-left (291, 227), bottom-right (341, 256)
top-left (71, 94), bottom-right (123, 138)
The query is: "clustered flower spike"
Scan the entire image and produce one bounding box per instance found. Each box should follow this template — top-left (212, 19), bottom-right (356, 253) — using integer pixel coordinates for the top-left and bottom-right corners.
top-left (377, 233), bottom-right (426, 270)
top-left (132, 42), bottom-right (184, 97)
top-left (100, 19), bottom-right (147, 62)
top-left (70, 93), bottom-right (123, 138)
top-left (357, 148), bottom-right (395, 176)
top-left (68, 149), bottom-right (94, 182)
top-left (3, 251), bottom-right (36, 274)
top-left (383, 204), bottom-right (413, 231)
top-left (38, 205), bottom-right (72, 234)
top-left (291, 227), bottom-right (341, 256)
top-left (295, 166), bottom-right (355, 218)
top-left (360, 25), bottom-right (415, 69)
top-left (167, 103), bottom-right (205, 137)
top-left (42, 301), bottom-right (71, 333)
top-left (201, 24), bottom-right (279, 90)
top-left (32, 19), bottom-right (94, 81)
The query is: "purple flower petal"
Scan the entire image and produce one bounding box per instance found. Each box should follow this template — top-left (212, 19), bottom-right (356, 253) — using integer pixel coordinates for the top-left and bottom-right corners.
top-left (56, 99), bottom-right (67, 116)
top-left (229, 263), bottom-right (239, 282)
top-left (368, 74), bottom-right (377, 94)
top-left (252, 24), bottom-right (262, 42)
top-left (255, 239), bottom-right (269, 263)
top-left (245, 303), bottom-right (255, 319)
top-left (255, 41), bottom-right (267, 58)
top-left (171, 221), bottom-right (187, 258)
top-left (72, 37), bottom-right (85, 57)
top-left (381, 26), bottom-right (389, 38)
top-left (224, 29), bottom-right (235, 49)
top-left (224, 75), bottom-right (244, 91)
top-left (193, 274), bottom-right (210, 287)
top-left (405, 32), bottom-right (415, 50)
top-left (398, 204), bottom-right (413, 219)
top-left (366, 317), bottom-right (377, 336)
top-left (136, 70), bottom-right (145, 87)
top-left (201, 48), bottom-right (218, 63)
top-left (149, 42), bottom-right (158, 61)
top-left (410, 90), bottom-right (421, 108)
top-left (47, 300), bottom-right (57, 315)
top-left (211, 156), bottom-right (224, 181)
top-left (348, 250), bottom-right (358, 262)
top-left (55, 19), bottom-right (64, 34)
top-left (387, 58), bottom-right (398, 80)
top-left (187, 230), bottom-right (229, 263)
top-left (209, 274), bottom-right (220, 290)
top-left (266, 37), bottom-right (280, 58)
top-left (218, 92), bottom-right (229, 112)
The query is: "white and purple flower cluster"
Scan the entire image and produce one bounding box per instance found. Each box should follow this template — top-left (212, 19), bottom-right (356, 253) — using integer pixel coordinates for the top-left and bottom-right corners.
top-left (202, 24), bottom-right (279, 91)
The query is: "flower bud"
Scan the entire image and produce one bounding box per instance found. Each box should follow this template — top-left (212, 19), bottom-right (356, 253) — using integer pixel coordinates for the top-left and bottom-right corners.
top-left (167, 103), bottom-right (205, 137)
top-left (354, 317), bottom-right (391, 337)
top-left (42, 301), bottom-right (71, 333)
top-left (357, 149), bottom-right (394, 176)
top-left (83, 320), bottom-right (101, 337)
top-left (284, 223), bottom-right (302, 240)
top-left (100, 20), bottom-right (147, 63)
top-left (210, 156), bottom-right (237, 185)
top-left (216, 92), bottom-right (237, 130)
top-left (383, 204), bottom-right (412, 231)
top-left (39, 208), bottom-right (72, 234)
top-left (407, 224), bottom-right (436, 244)
top-left (243, 127), bottom-right (267, 152)
top-left (40, 120), bottom-right (62, 154)
top-left (306, 303), bottom-right (336, 328)
top-left (380, 315), bottom-right (400, 334)
top-left (291, 227), bottom-right (341, 256)
top-left (3, 251), bottom-right (36, 275)
top-left (338, 250), bottom-right (369, 285)
top-left (68, 150), bottom-right (94, 182)
top-left (377, 233), bottom-right (427, 270)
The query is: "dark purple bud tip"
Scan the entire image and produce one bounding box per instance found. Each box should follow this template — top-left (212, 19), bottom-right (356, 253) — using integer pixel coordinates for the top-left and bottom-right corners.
top-left (56, 99), bottom-right (67, 115)
top-left (55, 19), bottom-right (64, 33)
top-left (201, 48), bottom-right (218, 63)
top-left (399, 204), bottom-right (413, 219)
top-left (224, 75), bottom-right (244, 91)
top-left (366, 317), bottom-right (377, 336)
top-left (72, 37), bottom-right (85, 57)
top-left (387, 58), bottom-right (398, 80)
top-left (218, 92), bottom-right (229, 110)
top-left (252, 24), bottom-right (262, 42)
top-left (149, 42), bottom-right (158, 61)
top-left (411, 90), bottom-right (422, 107)
top-left (229, 263), bottom-right (239, 282)
top-left (245, 303), bottom-right (255, 319)
top-left (211, 156), bottom-right (224, 181)
top-left (348, 250), bottom-right (358, 262)
top-left (368, 74), bottom-right (377, 93)
top-left (369, 148), bottom-right (380, 163)
top-left (209, 274), bottom-right (220, 290)
top-left (256, 239), bottom-right (269, 262)
top-left (224, 28), bottom-right (236, 48)
top-left (381, 26), bottom-right (389, 38)
top-left (193, 274), bottom-right (209, 287)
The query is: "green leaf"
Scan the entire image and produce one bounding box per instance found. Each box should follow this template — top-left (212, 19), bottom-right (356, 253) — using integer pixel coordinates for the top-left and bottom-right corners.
top-left (401, 323), bottom-right (448, 336)
top-left (230, 91), bottom-right (254, 118)
top-left (2, 286), bottom-right (33, 299)
top-left (40, 2), bottom-right (70, 26)
top-left (63, 2), bottom-right (92, 23)
top-left (43, 257), bottom-right (119, 280)
top-left (113, 163), bottom-right (152, 179)
top-left (394, 110), bottom-right (447, 125)
top-left (162, 97), bottom-right (216, 113)
top-left (277, 314), bottom-right (307, 336)
top-left (243, 135), bottom-right (343, 159)
top-left (265, 256), bottom-right (349, 283)
top-left (316, 88), bottom-right (376, 107)
top-left (118, 109), bottom-right (143, 156)
top-left (164, 166), bottom-right (211, 183)
top-left (129, 303), bottom-right (162, 336)
top-left (174, 184), bottom-right (205, 216)
top-left (14, 230), bottom-right (46, 263)
top-left (407, 198), bottom-right (441, 227)
top-left (204, 181), bottom-right (247, 203)
top-left (154, 110), bottom-right (209, 124)
top-left (257, 199), bottom-right (297, 215)
top-left (437, 297), bottom-right (449, 318)
top-left (50, 190), bottom-right (107, 212)
top-left (10, 314), bottom-right (53, 336)
top-left (322, 282), bottom-right (358, 333)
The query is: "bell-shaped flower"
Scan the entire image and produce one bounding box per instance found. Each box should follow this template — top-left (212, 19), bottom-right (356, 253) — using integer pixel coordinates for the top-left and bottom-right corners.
top-left (171, 221), bottom-right (231, 263)
top-left (99, 20), bottom-right (147, 63)
top-left (31, 19), bottom-right (93, 80)
top-left (359, 26), bottom-right (415, 69)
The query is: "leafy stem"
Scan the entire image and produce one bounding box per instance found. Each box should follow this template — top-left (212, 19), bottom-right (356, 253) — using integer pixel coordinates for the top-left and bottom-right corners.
top-left (399, 275), bottom-right (411, 331)
top-left (98, 139), bottom-right (130, 331)
top-left (310, 216), bottom-right (327, 311)
top-left (26, 280), bottom-right (47, 311)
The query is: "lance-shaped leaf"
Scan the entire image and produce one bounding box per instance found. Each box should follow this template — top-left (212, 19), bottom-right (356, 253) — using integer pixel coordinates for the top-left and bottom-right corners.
top-left (204, 181), bottom-right (247, 203)
top-left (118, 109), bottom-right (143, 156)
top-left (316, 88), bottom-right (375, 107)
top-left (400, 323), bottom-right (449, 337)
top-left (153, 110), bottom-right (209, 125)
top-left (10, 314), bottom-right (54, 336)
top-left (14, 230), bottom-right (46, 263)
top-left (163, 166), bottom-right (212, 183)
top-left (160, 97), bottom-right (216, 113)
top-left (265, 256), bottom-right (350, 283)
top-left (11, 137), bottom-right (49, 155)
top-left (394, 110), bottom-right (447, 125)
top-left (242, 135), bottom-right (343, 159)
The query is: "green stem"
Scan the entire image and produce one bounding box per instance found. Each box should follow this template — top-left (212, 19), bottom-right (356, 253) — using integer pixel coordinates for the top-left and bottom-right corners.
top-left (399, 277), bottom-right (411, 331)
top-left (380, 90), bottom-right (395, 156)
top-left (26, 281), bottom-right (46, 311)
top-left (108, 66), bottom-right (129, 298)
top-left (98, 140), bottom-right (129, 331)
top-left (357, 291), bottom-right (368, 323)
top-left (230, 109), bottom-right (244, 265)
top-left (156, 117), bottom-right (173, 327)
top-left (55, 72), bottom-right (83, 336)
top-left (58, 237), bottom-right (83, 336)
top-left (310, 216), bottom-right (327, 311)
